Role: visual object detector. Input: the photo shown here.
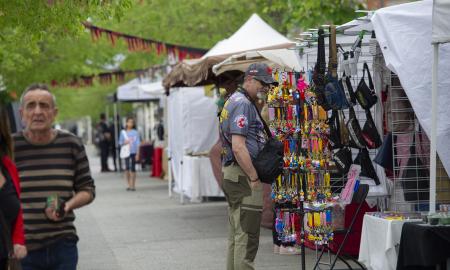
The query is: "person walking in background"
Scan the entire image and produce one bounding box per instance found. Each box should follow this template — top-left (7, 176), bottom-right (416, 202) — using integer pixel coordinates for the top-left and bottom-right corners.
top-left (220, 63), bottom-right (277, 270)
top-left (13, 84), bottom-right (95, 270)
top-left (119, 117), bottom-right (141, 191)
top-left (109, 116), bottom-right (121, 172)
top-left (0, 105), bottom-right (27, 269)
top-left (97, 113), bottom-right (112, 172)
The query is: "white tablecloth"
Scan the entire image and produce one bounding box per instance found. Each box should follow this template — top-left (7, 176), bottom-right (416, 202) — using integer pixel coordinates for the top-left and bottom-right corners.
top-left (174, 155), bottom-right (224, 202)
top-left (358, 215), bottom-right (407, 270)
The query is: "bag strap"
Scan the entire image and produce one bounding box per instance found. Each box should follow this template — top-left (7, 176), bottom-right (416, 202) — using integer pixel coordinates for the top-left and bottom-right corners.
top-left (341, 74), bottom-right (352, 104)
top-left (316, 28), bottom-right (326, 75)
top-left (0, 207), bottom-right (14, 257)
top-left (121, 130), bottom-right (129, 140)
top-left (331, 110), bottom-right (341, 140)
top-left (349, 106), bottom-right (357, 119)
top-left (365, 109), bottom-right (375, 125)
top-left (239, 89), bottom-right (273, 139)
top-left (363, 62), bottom-right (374, 90)
top-left (328, 25), bottom-right (338, 77)
top-left (410, 132), bottom-right (416, 155)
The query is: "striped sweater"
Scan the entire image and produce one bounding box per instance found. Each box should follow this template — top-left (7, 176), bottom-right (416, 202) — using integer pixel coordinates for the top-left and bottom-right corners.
top-left (13, 130), bottom-right (95, 251)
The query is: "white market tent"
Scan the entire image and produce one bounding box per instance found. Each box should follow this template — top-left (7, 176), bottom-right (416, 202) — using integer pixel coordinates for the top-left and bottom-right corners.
top-left (212, 48), bottom-right (302, 75)
top-left (372, 0), bottom-right (450, 212)
top-left (163, 13), bottom-right (295, 88)
top-left (117, 78), bottom-right (163, 101)
top-left (202, 14), bottom-right (295, 59)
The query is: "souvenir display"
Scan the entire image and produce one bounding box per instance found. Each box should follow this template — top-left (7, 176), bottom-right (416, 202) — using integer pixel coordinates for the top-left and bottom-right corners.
top-left (268, 69), bottom-right (338, 249)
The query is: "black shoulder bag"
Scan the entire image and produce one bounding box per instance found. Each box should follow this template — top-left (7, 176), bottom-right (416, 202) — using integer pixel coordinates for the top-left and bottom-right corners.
top-left (355, 62), bottom-right (378, 109)
top-left (240, 91), bottom-right (283, 184)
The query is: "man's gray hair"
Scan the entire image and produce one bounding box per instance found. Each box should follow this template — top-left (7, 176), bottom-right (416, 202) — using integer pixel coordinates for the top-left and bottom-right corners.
top-left (20, 83), bottom-right (57, 107)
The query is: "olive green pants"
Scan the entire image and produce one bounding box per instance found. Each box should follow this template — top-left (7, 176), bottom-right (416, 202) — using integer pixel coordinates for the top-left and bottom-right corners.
top-left (222, 164), bottom-right (263, 270)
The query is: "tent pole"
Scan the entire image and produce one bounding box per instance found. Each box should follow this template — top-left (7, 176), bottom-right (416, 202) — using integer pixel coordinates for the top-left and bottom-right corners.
top-left (430, 43), bottom-right (439, 214)
top-left (113, 101), bottom-right (119, 172)
top-left (166, 95), bottom-right (172, 198)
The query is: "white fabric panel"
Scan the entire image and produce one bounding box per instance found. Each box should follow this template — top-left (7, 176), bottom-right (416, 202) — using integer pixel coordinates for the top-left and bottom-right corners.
top-left (372, 0), bottom-right (450, 174)
top-left (167, 89), bottom-right (184, 188)
top-left (432, 0), bottom-right (450, 44)
top-left (180, 88), bottom-right (219, 154)
top-left (202, 14), bottom-right (294, 58)
top-left (168, 87), bottom-right (223, 200)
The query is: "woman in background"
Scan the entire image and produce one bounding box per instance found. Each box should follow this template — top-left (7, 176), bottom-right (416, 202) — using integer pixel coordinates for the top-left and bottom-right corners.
top-left (119, 117), bottom-right (141, 191)
top-left (0, 105), bottom-right (27, 269)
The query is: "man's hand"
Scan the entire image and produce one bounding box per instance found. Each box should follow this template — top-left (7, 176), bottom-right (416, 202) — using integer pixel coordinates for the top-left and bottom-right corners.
top-left (13, 244), bottom-right (27, 259)
top-left (0, 172), bottom-right (5, 189)
top-left (250, 179), bottom-right (261, 190)
top-left (44, 202), bottom-right (69, 222)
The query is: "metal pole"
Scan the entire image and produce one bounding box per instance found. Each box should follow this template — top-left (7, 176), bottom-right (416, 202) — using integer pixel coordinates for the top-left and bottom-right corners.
top-left (429, 43), bottom-right (439, 214)
top-left (113, 102), bottom-right (119, 172)
top-left (166, 95), bottom-right (172, 198)
top-left (180, 159), bottom-right (184, 204)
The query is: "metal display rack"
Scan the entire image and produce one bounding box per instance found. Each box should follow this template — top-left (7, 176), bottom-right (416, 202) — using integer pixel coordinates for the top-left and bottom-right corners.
top-left (389, 72), bottom-right (450, 212)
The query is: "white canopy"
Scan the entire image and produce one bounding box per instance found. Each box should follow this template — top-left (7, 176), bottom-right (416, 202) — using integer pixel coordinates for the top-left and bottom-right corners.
top-left (372, 0), bottom-right (450, 175)
top-left (337, 15), bottom-right (373, 35)
top-left (203, 14), bottom-right (294, 59)
top-left (212, 48), bottom-right (302, 75)
top-left (139, 81), bottom-right (165, 96)
top-left (117, 78), bottom-right (163, 101)
top-left (432, 0), bottom-right (450, 44)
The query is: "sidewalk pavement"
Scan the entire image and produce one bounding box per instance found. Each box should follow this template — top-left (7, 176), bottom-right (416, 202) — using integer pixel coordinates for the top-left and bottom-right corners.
top-left (75, 146), bottom-right (357, 270)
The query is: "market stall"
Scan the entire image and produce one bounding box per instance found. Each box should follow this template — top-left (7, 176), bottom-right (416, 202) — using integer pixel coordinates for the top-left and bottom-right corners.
top-left (357, 1), bottom-right (450, 269)
top-left (116, 79), bottom-right (165, 173)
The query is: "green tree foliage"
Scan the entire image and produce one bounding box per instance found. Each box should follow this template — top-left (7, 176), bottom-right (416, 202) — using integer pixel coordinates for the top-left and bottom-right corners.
top-left (257, 0), bottom-right (364, 33)
top-left (1, 0), bottom-right (363, 121)
top-left (0, 0), bottom-right (132, 91)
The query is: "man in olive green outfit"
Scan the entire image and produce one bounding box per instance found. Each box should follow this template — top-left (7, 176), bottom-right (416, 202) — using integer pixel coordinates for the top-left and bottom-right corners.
top-left (220, 63), bottom-right (277, 270)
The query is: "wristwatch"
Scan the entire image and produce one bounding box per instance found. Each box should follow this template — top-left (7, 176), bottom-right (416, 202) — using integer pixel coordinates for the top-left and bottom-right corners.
top-left (251, 177), bottom-right (259, 182)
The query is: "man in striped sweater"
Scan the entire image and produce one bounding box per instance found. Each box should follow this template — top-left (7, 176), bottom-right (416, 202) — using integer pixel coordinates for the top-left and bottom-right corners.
top-left (13, 84), bottom-right (95, 270)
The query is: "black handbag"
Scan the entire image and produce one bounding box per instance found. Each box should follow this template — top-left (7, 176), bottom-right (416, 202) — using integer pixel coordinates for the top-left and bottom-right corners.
top-left (0, 209), bottom-right (22, 270)
top-left (353, 148), bottom-right (380, 185)
top-left (362, 109), bottom-right (382, 149)
top-left (355, 62), bottom-right (378, 109)
top-left (401, 134), bottom-right (429, 202)
top-left (333, 147), bottom-right (353, 175)
top-left (347, 107), bottom-right (366, 149)
top-left (328, 110), bottom-right (349, 149)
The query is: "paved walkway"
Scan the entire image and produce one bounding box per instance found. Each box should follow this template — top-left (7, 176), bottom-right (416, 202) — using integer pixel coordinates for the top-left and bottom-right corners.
top-left (75, 147), bottom-right (357, 270)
